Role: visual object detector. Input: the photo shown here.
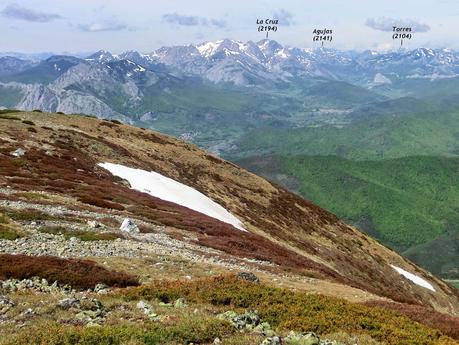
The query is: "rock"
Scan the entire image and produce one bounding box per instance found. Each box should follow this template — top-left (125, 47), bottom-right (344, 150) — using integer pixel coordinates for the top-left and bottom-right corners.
top-left (213, 338), bottom-right (222, 344)
top-left (174, 298), bottom-right (187, 308)
top-left (94, 283), bottom-right (110, 294)
top-left (58, 298), bottom-right (80, 310)
top-left (120, 218), bottom-right (139, 234)
top-left (254, 321), bottom-right (275, 336)
top-left (217, 310), bottom-right (260, 331)
top-left (21, 308), bottom-right (35, 318)
top-left (237, 272), bottom-right (260, 283)
top-left (136, 300), bottom-right (160, 321)
top-left (11, 148), bottom-right (26, 157)
top-left (261, 336), bottom-right (281, 345)
top-left (87, 220), bottom-right (103, 228)
top-left (285, 331), bottom-right (320, 345)
top-left (0, 295), bottom-right (15, 315)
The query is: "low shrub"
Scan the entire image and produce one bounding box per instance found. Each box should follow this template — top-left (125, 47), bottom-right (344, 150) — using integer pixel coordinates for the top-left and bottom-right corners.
top-left (0, 109), bottom-right (20, 114)
top-left (32, 109), bottom-right (43, 113)
top-left (22, 120), bottom-right (35, 126)
top-left (0, 114), bottom-right (20, 120)
top-left (2, 317), bottom-right (233, 345)
top-left (0, 224), bottom-right (21, 240)
top-left (365, 301), bottom-right (459, 340)
top-left (78, 195), bottom-right (125, 211)
top-left (123, 275), bottom-right (456, 345)
top-left (4, 208), bottom-right (58, 222)
top-left (0, 254), bottom-right (140, 289)
top-left (39, 226), bottom-right (124, 241)
top-left (12, 158), bottom-right (27, 167)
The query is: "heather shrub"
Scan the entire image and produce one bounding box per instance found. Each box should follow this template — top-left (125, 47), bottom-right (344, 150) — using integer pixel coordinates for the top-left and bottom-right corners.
top-left (124, 275), bottom-right (455, 345)
top-left (0, 254), bottom-right (140, 289)
top-left (2, 317), bottom-right (233, 345)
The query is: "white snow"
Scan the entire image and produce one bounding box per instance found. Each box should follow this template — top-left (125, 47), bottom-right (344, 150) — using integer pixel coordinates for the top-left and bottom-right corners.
top-left (390, 265), bottom-right (435, 292)
top-left (98, 162), bottom-right (246, 231)
top-left (197, 41), bottom-right (223, 57)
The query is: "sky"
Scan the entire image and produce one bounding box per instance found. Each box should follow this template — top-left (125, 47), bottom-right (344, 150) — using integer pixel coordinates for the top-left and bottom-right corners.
top-left (0, 0), bottom-right (458, 54)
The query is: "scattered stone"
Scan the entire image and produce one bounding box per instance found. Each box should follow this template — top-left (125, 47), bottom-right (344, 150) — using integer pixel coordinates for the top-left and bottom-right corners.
top-left (254, 321), bottom-right (275, 336)
top-left (213, 337), bottom-right (222, 344)
top-left (261, 336), bottom-right (281, 345)
top-left (58, 298), bottom-right (80, 310)
top-left (0, 296), bottom-right (14, 315)
top-left (218, 310), bottom-right (263, 331)
top-left (94, 283), bottom-right (110, 294)
top-left (237, 272), bottom-right (260, 283)
top-left (136, 300), bottom-right (160, 321)
top-left (174, 298), bottom-right (187, 308)
top-left (11, 148), bottom-right (26, 157)
top-left (20, 308), bottom-right (36, 318)
top-left (87, 220), bottom-right (103, 229)
top-left (120, 218), bottom-right (139, 234)
top-left (1, 277), bottom-right (72, 294)
top-left (285, 331), bottom-right (320, 345)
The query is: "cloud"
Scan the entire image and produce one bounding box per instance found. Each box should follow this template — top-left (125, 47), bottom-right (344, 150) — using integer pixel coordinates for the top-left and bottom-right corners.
top-left (365, 17), bottom-right (430, 32)
top-left (1, 3), bottom-right (62, 22)
top-left (272, 9), bottom-right (293, 26)
top-left (78, 20), bottom-right (127, 32)
top-left (162, 13), bottom-right (226, 28)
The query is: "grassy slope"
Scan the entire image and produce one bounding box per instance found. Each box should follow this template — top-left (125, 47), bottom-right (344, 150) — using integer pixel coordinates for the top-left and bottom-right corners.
top-left (233, 109), bottom-right (459, 160)
top-left (238, 155), bottom-right (459, 278)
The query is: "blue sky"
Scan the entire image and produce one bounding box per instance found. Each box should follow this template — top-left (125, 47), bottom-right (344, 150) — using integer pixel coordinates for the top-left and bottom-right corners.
top-left (0, 0), bottom-right (458, 53)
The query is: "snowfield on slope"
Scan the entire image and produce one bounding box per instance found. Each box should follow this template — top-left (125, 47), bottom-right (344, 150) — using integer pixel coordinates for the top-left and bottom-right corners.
top-left (98, 162), bottom-right (246, 231)
top-left (391, 265), bottom-right (435, 292)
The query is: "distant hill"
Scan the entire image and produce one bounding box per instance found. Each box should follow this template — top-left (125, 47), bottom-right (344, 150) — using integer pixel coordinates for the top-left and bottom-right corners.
top-left (238, 155), bottom-right (459, 279)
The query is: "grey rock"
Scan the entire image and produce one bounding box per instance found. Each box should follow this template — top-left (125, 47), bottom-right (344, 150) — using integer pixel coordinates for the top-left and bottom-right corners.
top-left (58, 298), bottom-right (80, 310)
top-left (120, 218), bottom-right (139, 234)
top-left (94, 283), bottom-right (110, 294)
top-left (285, 331), bottom-right (320, 345)
top-left (87, 220), bottom-right (103, 228)
top-left (237, 272), bottom-right (260, 283)
top-left (261, 336), bottom-right (281, 345)
top-left (11, 148), bottom-right (26, 157)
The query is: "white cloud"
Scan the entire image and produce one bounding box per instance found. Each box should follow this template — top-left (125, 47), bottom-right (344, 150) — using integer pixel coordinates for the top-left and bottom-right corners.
top-left (365, 17), bottom-right (430, 32)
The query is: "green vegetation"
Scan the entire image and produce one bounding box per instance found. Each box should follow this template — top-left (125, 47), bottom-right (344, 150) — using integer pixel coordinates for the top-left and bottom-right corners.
top-left (0, 225), bottom-right (21, 240)
top-left (4, 208), bottom-right (60, 222)
top-left (0, 213), bottom-right (22, 240)
top-left (232, 109), bottom-right (459, 160)
top-left (239, 155), bottom-right (459, 278)
top-left (0, 114), bottom-right (20, 120)
top-left (123, 275), bottom-right (456, 345)
top-left (2, 317), bottom-right (233, 345)
top-left (39, 226), bottom-right (124, 241)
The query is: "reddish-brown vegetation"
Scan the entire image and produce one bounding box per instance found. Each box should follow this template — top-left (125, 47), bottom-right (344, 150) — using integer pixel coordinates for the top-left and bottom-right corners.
top-left (0, 254), bottom-right (139, 289)
top-left (365, 300), bottom-right (459, 339)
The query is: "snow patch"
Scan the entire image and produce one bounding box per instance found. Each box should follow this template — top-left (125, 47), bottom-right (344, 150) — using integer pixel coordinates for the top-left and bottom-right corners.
top-left (98, 163), bottom-right (246, 231)
top-left (197, 41), bottom-right (223, 57)
top-left (390, 265), bottom-right (435, 292)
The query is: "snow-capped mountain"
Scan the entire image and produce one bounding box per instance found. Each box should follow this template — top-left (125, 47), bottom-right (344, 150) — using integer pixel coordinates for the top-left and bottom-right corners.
top-left (3, 39), bottom-right (459, 122)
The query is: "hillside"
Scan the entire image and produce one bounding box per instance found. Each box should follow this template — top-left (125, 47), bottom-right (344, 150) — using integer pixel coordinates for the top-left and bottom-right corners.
top-left (237, 155), bottom-right (459, 279)
top-left (0, 111), bottom-right (458, 344)
top-left (230, 108), bottom-right (459, 160)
